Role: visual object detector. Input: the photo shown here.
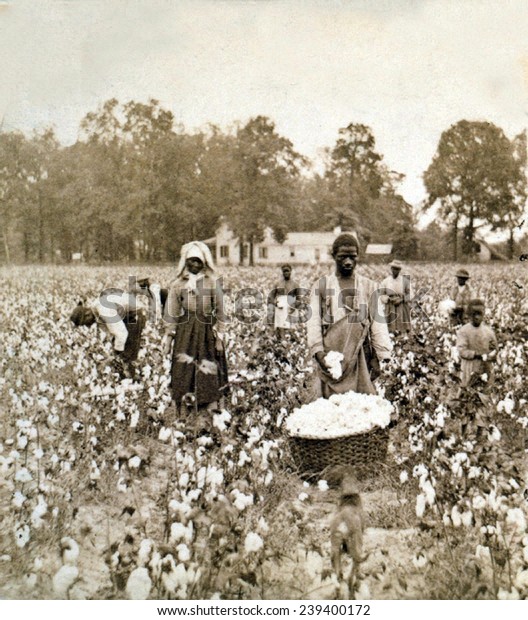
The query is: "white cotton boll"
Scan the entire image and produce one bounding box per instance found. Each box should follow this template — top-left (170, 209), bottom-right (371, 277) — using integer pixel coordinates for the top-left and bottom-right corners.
top-left (179, 473), bottom-right (190, 487)
top-left (324, 351), bottom-right (344, 380)
top-left (317, 480), bottom-right (329, 492)
top-left (451, 506), bottom-right (462, 528)
top-left (298, 492), bottom-right (309, 502)
top-left (356, 581), bottom-right (371, 600)
top-left (244, 532), bottom-right (264, 553)
top-left (138, 539), bottom-right (153, 567)
top-left (497, 587), bottom-right (520, 600)
top-left (257, 517), bottom-right (269, 535)
top-left (506, 508), bottom-right (527, 534)
top-left (31, 496), bottom-right (48, 528)
top-left (438, 299), bottom-right (456, 318)
top-left (514, 569), bottom-right (528, 591)
top-left (15, 468), bottom-right (32, 483)
top-left (461, 511), bottom-right (473, 527)
top-left (421, 480), bottom-right (435, 506)
top-left (126, 567), bottom-right (152, 600)
top-left (14, 523), bottom-right (30, 548)
top-left (488, 426), bottom-right (501, 443)
top-left (61, 537), bottom-right (80, 565)
top-left (12, 491), bottom-right (26, 508)
top-left (177, 544), bottom-right (191, 562)
top-left (472, 495), bottom-right (486, 511)
top-left (52, 565), bottom-right (79, 598)
top-left (264, 472), bottom-right (273, 486)
top-left (415, 494), bottom-right (426, 518)
top-left (399, 471), bottom-right (408, 484)
top-left (128, 456), bottom-right (141, 469)
top-left (158, 427), bottom-right (172, 442)
top-left (475, 545), bottom-right (491, 561)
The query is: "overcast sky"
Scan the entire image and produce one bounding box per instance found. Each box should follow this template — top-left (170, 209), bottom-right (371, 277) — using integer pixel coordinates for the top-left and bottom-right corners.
top-left (1, 0), bottom-right (528, 208)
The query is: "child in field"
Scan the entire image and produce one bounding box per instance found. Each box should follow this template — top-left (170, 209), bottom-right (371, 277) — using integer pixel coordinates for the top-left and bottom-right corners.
top-left (456, 299), bottom-right (497, 387)
top-left (451, 269), bottom-right (473, 326)
top-left (70, 277), bottom-right (163, 378)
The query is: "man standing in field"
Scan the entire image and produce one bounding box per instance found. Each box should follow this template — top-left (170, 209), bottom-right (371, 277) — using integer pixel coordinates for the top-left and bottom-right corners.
top-left (451, 269), bottom-right (473, 326)
top-left (268, 264), bottom-right (302, 336)
top-left (306, 233), bottom-right (392, 398)
top-left (380, 260), bottom-right (412, 334)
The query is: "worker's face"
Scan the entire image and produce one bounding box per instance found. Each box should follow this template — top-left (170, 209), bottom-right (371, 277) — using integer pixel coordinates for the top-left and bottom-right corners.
top-left (470, 308), bottom-right (484, 327)
top-left (281, 266), bottom-right (292, 280)
top-left (333, 245), bottom-right (358, 277)
top-left (186, 257), bottom-right (204, 274)
top-left (391, 267), bottom-right (401, 279)
top-left (457, 276), bottom-right (469, 287)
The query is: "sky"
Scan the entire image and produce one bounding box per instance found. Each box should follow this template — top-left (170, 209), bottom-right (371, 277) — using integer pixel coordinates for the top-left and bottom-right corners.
top-left (1, 0), bottom-right (528, 212)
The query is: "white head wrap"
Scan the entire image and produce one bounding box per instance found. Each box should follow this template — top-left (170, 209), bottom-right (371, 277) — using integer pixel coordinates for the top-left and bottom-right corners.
top-left (175, 241), bottom-right (216, 279)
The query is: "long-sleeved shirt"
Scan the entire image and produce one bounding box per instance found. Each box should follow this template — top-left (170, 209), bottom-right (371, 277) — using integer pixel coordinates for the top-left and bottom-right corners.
top-left (380, 274), bottom-right (412, 304)
top-left (306, 272), bottom-right (393, 361)
top-left (456, 322), bottom-right (497, 386)
top-left (452, 282), bottom-right (473, 311)
top-left (92, 284), bottom-right (162, 352)
top-left (163, 273), bottom-right (225, 337)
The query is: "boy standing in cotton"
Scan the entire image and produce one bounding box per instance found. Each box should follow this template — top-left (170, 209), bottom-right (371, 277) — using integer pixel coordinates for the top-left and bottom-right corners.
top-left (456, 299), bottom-right (497, 387)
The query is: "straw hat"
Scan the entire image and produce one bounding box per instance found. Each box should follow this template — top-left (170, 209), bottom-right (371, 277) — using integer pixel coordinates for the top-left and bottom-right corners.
top-left (455, 268), bottom-right (470, 279)
top-left (389, 259), bottom-right (403, 270)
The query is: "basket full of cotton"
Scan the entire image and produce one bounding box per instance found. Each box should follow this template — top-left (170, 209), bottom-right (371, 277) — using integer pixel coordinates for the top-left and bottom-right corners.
top-left (284, 391), bottom-right (393, 474)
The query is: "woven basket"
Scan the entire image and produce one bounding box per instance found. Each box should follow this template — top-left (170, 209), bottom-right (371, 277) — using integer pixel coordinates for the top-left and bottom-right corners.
top-left (289, 425), bottom-right (389, 475)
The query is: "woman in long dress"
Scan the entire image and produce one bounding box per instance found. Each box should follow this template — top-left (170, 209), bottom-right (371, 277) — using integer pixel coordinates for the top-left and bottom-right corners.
top-left (162, 241), bottom-right (228, 412)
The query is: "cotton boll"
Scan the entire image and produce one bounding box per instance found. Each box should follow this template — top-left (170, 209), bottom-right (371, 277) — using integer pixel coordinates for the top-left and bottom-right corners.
top-left (177, 544), bottom-right (191, 562)
top-left (61, 537), bottom-right (80, 565)
top-left (52, 565), bottom-right (79, 598)
top-left (415, 494), bottom-right (426, 518)
top-left (126, 567), bottom-right (152, 600)
top-left (244, 532), bottom-right (264, 553)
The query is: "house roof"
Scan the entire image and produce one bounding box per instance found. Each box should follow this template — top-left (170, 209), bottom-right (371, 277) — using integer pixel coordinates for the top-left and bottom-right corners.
top-left (365, 244), bottom-right (393, 255)
top-left (270, 232), bottom-right (337, 246)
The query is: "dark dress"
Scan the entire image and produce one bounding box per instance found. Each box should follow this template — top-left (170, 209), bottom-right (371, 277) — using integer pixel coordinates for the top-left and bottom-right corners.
top-left (165, 274), bottom-right (228, 407)
top-left (121, 311), bottom-right (146, 363)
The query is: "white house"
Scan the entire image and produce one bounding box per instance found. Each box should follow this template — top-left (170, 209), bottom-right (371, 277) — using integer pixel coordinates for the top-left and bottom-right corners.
top-left (213, 222), bottom-right (344, 266)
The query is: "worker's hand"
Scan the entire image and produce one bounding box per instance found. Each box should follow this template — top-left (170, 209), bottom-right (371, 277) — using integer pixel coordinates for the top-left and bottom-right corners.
top-left (315, 351), bottom-right (330, 374)
top-left (162, 334), bottom-right (173, 356)
top-left (390, 294), bottom-right (403, 306)
top-left (369, 356), bottom-right (381, 380)
top-left (215, 334), bottom-right (224, 352)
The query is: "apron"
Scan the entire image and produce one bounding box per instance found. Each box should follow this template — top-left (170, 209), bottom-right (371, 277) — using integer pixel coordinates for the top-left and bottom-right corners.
top-left (274, 295), bottom-right (291, 329)
top-left (312, 312), bottom-right (377, 399)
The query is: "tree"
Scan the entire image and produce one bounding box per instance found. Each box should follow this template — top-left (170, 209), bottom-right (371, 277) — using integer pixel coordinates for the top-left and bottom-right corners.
top-left (229, 116), bottom-right (308, 264)
top-left (487, 130), bottom-right (527, 258)
top-left (424, 120), bottom-right (523, 260)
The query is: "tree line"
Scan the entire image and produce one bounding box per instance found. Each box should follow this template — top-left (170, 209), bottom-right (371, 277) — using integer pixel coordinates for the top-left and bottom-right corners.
top-left (0, 98), bottom-right (526, 263)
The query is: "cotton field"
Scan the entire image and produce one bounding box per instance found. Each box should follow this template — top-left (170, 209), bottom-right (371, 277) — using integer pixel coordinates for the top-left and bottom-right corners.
top-left (1, 263), bottom-right (527, 600)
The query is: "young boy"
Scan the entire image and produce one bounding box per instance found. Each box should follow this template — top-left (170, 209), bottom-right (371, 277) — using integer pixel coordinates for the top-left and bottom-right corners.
top-left (268, 264), bottom-right (302, 336)
top-left (456, 299), bottom-right (497, 387)
top-left (451, 269), bottom-right (473, 326)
